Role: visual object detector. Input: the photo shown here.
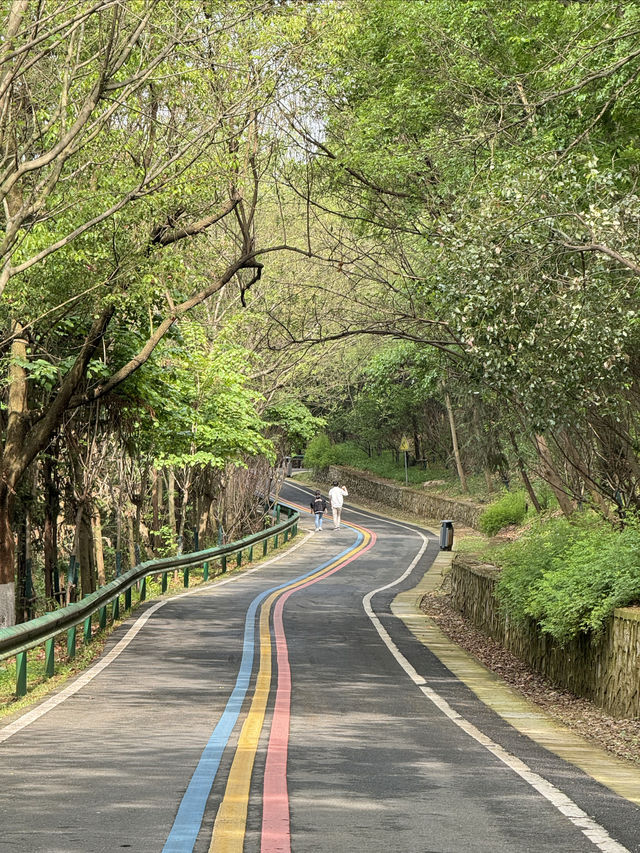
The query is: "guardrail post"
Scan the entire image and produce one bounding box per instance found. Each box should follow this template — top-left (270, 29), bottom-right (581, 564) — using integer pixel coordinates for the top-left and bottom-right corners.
top-left (236, 550), bottom-right (242, 568)
top-left (125, 586), bottom-right (132, 610)
top-left (67, 625), bottom-right (76, 659)
top-left (162, 571), bottom-right (168, 593)
top-left (274, 534), bottom-right (279, 550)
top-left (263, 538), bottom-right (268, 557)
top-left (45, 637), bottom-right (55, 678)
top-left (221, 555), bottom-right (227, 573)
top-left (99, 605), bottom-right (107, 630)
top-left (203, 561), bottom-right (209, 581)
top-left (248, 546), bottom-right (253, 563)
top-left (284, 528), bottom-right (289, 543)
top-left (16, 651), bottom-right (27, 697)
top-left (140, 576), bottom-right (146, 602)
top-left (112, 595), bottom-right (120, 621)
top-left (183, 567), bottom-right (189, 588)
top-left (276, 505), bottom-right (281, 523)
top-left (83, 615), bottom-right (91, 643)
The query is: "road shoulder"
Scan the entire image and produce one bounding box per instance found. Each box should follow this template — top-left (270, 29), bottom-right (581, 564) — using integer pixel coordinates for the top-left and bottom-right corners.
top-left (392, 545), bottom-right (640, 806)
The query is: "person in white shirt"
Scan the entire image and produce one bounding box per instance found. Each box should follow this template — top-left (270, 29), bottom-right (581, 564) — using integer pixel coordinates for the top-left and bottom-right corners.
top-left (328, 481), bottom-right (348, 529)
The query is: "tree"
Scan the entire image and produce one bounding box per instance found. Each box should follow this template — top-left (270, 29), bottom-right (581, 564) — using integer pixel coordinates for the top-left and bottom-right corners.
top-left (273, 0), bottom-right (640, 518)
top-left (0, 0), bottom-right (319, 624)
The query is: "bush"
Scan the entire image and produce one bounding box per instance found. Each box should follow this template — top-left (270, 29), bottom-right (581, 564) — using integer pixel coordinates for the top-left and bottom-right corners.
top-left (494, 514), bottom-right (640, 643)
top-left (478, 491), bottom-right (528, 536)
top-left (303, 433), bottom-right (334, 473)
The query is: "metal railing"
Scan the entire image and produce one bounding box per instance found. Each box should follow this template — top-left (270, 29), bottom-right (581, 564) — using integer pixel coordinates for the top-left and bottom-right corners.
top-left (0, 502), bottom-right (299, 698)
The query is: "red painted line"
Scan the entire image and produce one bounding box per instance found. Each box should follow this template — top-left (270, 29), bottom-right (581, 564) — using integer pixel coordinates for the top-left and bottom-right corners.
top-left (261, 523), bottom-right (377, 852)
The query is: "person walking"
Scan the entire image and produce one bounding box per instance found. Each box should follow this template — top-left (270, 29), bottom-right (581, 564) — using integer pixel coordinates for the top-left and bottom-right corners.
top-left (328, 480), bottom-right (348, 529)
top-left (310, 490), bottom-right (327, 531)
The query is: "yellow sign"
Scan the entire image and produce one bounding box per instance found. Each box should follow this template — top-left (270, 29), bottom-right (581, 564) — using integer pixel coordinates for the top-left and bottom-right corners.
top-left (399, 435), bottom-right (411, 452)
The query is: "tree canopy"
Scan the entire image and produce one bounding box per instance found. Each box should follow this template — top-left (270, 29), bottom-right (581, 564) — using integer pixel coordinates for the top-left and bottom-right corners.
top-left (3, 0), bottom-right (640, 626)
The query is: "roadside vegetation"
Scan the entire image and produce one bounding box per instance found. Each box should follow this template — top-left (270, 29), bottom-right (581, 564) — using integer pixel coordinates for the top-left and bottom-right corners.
top-left (3, 0), bottom-right (640, 664)
top-left (305, 435), bottom-right (640, 644)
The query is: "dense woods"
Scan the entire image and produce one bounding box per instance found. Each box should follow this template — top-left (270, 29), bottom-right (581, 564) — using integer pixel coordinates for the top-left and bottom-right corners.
top-left (2, 0), bottom-right (640, 627)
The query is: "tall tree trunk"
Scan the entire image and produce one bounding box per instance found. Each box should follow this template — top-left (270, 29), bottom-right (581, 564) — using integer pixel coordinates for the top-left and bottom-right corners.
top-left (177, 470), bottom-right (190, 555)
top-left (126, 511), bottom-right (136, 569)
top-left (444, 392), bottom-right (468, 492)
top-left (0, 323), bottom-right (29, 626)
top-left (199, 496), bottom-right (214, 545)
top-left (535, 434), bottom-right (576, 517)
top-left (509, 431), bottom-right (541, 513)
top-left (151, 467), bottom-right (162, 552)
top-left (78, 505), bottom-right (96, 596)
top-left (93, 508), bottom-right (106, 587)
top-left (471, 400), bottom-right (493, 494)
top-left (73, 503), bottom-right (95, 597)
top-left (43, 452), bottom-right (59, 601)
top-left (0, 487), bottom-right (16, 628)
top-left (167, 468), bottom-right (177, 548)
top-left (411, 415), bottom-right (421, 462)
top-left (15, 495), bottom-right (31, 623)
top-left (559, 430), bottom-right (617, 523)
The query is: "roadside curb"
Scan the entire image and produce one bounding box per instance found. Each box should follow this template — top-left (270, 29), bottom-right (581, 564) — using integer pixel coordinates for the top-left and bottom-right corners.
top-left (392, 549), bottom-right (640, 807)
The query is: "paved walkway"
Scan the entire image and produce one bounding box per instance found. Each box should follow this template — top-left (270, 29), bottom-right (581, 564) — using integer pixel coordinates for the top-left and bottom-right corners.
top-left (0, 486), bottom-right (638, 852)
top-left (393, 543), bottom-right (640, 806)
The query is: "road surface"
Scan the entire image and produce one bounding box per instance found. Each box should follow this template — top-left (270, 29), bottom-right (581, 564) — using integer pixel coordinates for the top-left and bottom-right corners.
top-left (0, 480), bottom-right (638, 852)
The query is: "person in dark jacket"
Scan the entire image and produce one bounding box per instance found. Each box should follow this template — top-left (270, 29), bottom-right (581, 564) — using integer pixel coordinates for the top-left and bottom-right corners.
top-left (310, 490), bottom-right (327, 531)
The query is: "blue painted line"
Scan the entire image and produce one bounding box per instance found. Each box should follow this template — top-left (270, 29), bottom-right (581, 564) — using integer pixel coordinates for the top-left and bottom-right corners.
top-left (162, 531), bottom-right (364, 853)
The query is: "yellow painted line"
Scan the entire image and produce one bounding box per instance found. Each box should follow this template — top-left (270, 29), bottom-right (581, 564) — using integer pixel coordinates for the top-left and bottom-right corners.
top-left (392, 549), bottom-right (640, 806)
top-left (208, 589), bottom-right (276, 853)
top-left (209, 525), bottom-right (372, 850)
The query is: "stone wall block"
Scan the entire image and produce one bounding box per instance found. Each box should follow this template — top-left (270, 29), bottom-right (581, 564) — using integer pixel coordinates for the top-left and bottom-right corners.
top-left (328, 465), bottom-right (484, 529)
top-left (451, 554), bottom-right (640, 719)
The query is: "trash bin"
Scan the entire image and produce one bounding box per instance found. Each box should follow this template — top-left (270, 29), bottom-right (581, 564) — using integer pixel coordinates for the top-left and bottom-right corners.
top-left (439, 520), bottom-right (454, 551)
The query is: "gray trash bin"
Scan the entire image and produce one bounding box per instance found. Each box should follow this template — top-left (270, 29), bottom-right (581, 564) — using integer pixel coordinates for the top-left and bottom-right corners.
top-left (439, 520), bottom-right (454, 551)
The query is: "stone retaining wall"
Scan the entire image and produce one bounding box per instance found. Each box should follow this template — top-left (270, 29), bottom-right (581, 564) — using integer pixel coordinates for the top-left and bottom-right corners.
top-left (451, 554), bottom-right (640, 719)
top-left (328, 465), bottom-right (483, 528)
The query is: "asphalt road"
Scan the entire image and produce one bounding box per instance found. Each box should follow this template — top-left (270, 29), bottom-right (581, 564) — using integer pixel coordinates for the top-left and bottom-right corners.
top-left (0, 480), bottom-right (638, 852)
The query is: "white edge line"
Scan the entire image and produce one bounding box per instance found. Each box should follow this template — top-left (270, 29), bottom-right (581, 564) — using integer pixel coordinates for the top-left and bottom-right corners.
top-left (0, 531), bottom-right (315, 745)
top-left (339, 494), bottom-right (631, 853)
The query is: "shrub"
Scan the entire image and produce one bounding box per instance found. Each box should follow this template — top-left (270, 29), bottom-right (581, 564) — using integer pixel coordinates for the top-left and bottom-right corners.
top-left (303, 433), bottom-right (333, 473)
top-left (494, 514), bottom-right (640, 644)
top-left (478, 491), bottom-right (528, 536)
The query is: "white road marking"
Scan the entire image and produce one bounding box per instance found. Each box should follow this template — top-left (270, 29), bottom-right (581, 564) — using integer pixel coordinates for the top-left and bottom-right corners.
top-left (0, 532), bottom-right (314, 744)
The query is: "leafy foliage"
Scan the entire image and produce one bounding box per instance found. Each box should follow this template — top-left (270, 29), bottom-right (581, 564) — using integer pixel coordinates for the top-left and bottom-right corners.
top-left (303, 433), bottom-right (334, 474)
top-left (495, 515), bottom-right (640, 643)
top-left (478, 491), bottom-right (528, 537)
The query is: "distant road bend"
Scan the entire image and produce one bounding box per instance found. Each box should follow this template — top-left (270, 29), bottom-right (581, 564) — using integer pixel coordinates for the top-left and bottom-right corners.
top-left (0, 480), bottom-right (638, 852)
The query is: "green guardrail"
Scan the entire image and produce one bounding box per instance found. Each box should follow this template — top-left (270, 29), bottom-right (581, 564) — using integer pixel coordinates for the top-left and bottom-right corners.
top-left (0, 502), bottom-right (299, 698)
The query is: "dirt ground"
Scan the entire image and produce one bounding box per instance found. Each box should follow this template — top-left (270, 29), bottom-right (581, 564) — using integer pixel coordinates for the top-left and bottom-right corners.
top-left (420, 589), bottom-right (640, 766)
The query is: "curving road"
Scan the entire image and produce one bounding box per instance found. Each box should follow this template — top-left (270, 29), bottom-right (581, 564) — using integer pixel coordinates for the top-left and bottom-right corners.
top-left (0, 480), bottom-right (638, 852)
